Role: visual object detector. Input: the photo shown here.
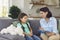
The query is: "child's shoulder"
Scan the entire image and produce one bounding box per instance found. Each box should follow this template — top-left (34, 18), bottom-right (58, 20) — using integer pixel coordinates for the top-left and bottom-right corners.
top-left (17, 23), bottom-right (21, 27)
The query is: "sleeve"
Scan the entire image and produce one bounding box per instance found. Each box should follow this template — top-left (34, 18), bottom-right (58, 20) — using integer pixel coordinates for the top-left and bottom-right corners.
top-left (52, 18), bottom-right (58, 34)
top-left (17, 23), bottom-right (22, 28)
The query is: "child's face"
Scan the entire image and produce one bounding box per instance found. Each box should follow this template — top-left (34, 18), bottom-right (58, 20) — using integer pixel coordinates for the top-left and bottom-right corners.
top-left (20, 16), bottom-right (28, 23)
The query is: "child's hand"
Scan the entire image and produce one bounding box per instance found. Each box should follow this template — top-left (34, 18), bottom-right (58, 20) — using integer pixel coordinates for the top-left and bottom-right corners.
top-left (23, 32), bottom-right (33, 36)
top-left (29, 32), bottom-right (33, 36)
top-left (23, 32), bottom-right (26, 35)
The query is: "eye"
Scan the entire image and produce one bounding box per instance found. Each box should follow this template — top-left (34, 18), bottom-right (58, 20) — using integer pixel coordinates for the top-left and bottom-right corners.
top-left (40, 13), bottom-right (43, 14)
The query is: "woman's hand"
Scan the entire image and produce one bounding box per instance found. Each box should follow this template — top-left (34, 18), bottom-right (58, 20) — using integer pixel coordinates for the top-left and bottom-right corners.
top-left (39, 27), bottom-right (44, 31)
top-left (46, 32), bottom-right (55, 37)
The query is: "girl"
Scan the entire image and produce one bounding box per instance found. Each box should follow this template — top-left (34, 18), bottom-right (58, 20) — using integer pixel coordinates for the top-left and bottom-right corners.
top-left (39, 7), bottom-right (59, 40)
top-left (17, 13), bottom-right (41, 40)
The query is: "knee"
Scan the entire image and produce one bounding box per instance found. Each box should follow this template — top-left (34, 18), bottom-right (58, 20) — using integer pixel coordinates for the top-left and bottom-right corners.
top-left (49, 36), bottom-right (55, 40)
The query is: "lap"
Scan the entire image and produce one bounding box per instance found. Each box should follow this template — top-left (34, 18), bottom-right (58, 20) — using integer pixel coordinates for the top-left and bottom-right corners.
top-left (41, 34), bottom-right (48, 40)
top-left (49, 34), bottom-right (59, 40)
top-left (41, 34), bottom-right (59, 40)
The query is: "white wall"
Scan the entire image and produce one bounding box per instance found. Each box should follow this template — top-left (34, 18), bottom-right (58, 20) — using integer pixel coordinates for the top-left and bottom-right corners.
top-left (12, 0), bottom-right (60, 17)
top-left (12, 0), bottom-right (24, 11)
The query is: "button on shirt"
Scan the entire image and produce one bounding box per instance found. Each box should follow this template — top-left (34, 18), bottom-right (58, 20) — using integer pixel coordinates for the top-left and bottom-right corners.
top-left (40, 17), bottom-right (58, 34)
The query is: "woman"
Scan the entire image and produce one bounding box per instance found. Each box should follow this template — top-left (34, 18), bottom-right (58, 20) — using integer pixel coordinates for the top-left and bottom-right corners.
top-left (17, 13), bottom-right (41, 40)
top-left (39, 7), bottom-right (59, 40)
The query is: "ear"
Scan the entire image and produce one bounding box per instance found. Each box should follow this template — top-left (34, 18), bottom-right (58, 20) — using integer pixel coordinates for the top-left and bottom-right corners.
top-left (20, 18), bottom-right (22, 21)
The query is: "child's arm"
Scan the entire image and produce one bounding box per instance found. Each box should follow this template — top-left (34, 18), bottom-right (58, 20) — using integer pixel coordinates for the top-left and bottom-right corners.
top-left (27, 27), bottom-right (33, 36)
top-left (30, 27), bottom-right (32, 33)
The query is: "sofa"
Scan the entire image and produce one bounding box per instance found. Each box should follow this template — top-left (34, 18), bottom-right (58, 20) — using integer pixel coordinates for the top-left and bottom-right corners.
top-left (0, 19), bottom-right (25, 40)
top-left (0, 19), bottom-right (60, 40)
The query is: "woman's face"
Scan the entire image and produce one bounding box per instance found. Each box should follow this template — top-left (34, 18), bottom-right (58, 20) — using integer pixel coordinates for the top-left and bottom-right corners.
top-left (20, 16), bottom-right (28, 23)
top-left (40, 11), bottom-right (48, 18)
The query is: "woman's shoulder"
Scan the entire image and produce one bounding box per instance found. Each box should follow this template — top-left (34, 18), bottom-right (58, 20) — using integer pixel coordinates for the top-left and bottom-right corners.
top-left (50, 17), bottom-right (57, 21)
top-left (40, 17), bottom-right (57, 22)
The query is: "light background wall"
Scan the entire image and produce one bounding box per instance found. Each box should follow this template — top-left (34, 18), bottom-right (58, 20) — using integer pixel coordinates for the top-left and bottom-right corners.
top-left (11, 0), bottom-right (60, 17)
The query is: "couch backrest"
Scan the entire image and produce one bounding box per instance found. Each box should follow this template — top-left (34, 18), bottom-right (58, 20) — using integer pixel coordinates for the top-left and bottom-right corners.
top-left (0, 19), bottom-right (14, 31)
top-left (29, 20), bottom-right (40, 35)
top-left (0, 19), bottom-right (60, 34)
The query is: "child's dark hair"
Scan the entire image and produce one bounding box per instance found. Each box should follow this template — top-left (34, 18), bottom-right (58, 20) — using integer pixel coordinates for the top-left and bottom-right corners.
top-left (40, 7), bottom-right (52, 18)
top-left (18, 13), bottom-right (28, 22)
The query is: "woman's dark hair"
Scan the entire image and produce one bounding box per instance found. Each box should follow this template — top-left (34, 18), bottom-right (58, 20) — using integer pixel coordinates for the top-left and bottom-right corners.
top-left (40, 7), bottom-right (52, 18)
top-left (18, 13), bottom-right (28, 22)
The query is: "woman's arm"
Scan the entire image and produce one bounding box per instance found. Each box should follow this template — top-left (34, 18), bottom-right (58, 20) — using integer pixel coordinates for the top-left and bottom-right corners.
top-left (52, 18), bottom-right (58, 34)
top-left (46, 18), bottom-right (58, 37)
